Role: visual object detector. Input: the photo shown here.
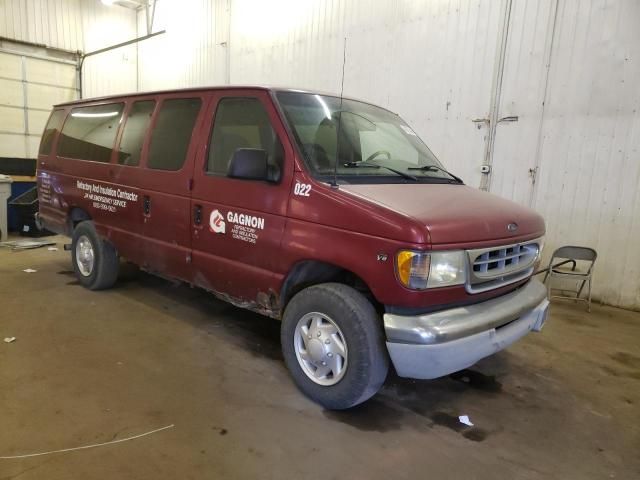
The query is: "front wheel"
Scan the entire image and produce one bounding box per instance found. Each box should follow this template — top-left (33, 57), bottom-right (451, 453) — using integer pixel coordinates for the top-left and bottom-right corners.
top-left (281, 283), bottom-right (389, 409)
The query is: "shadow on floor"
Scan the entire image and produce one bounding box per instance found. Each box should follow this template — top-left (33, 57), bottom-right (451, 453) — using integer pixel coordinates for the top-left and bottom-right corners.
top-left (101, 270), bottom-right (515, 440)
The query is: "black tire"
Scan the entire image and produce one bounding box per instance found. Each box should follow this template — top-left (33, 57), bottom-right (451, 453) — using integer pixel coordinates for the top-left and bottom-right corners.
top-left (281, 283), bottom-right (389, 409)
top-left (71, 221), bottom-right (119, 290)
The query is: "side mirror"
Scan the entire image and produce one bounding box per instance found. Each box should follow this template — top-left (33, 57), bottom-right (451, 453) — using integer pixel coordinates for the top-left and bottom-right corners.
top-left (227, 148), bottom-right (268, 181)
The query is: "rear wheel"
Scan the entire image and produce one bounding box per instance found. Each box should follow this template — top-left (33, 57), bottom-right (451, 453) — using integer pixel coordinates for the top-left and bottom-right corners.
top-left (71, 221), bottom-right (119, 290)
top-left (281, 283), bottom-right (389, 409)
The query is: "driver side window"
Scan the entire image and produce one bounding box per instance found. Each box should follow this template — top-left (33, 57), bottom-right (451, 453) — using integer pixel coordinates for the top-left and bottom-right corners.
top-left (207, 97), bottom-right (283, 177)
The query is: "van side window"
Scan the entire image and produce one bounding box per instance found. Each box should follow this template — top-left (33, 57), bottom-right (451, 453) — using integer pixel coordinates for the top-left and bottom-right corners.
top-left (207, 98), bottom-right (283, 176)
top-left (117, 100), bottom-right (155, 166)
top-left (39, 109), bottom-right (66, 155)
top-left (147, 98), bottom-right (202, 171)
top-left (58, 103), bottom-right (124, 162)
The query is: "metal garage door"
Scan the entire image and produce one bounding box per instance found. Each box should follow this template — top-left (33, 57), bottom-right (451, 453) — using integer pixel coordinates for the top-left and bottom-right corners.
top-left (0, 46), bottom-right (78, 161)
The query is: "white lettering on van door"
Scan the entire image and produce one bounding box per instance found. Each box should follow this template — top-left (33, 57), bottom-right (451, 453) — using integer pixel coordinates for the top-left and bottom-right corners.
top-left (75, 180), bottom-right (138, 213)
top-left (294, 182), bottom-right (311, 197)
top-left (226, 212), bottom-right (265, 230)
top-left (221, 210), bottom-right (265, 244)
top-left (39, 174), bottom-right (52, 205)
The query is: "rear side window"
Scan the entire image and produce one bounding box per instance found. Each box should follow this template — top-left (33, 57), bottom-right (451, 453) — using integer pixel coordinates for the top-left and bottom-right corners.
top-left (207, 97), bottom-right (283, 175)
top-left (39, 109), bottom-right (66, 155)
top-left (148, 98), bottom-right (202, 171)
top-left (117, 100), bottom-right (155, 166)
top-left (58, 103), bottom-right (124, 162)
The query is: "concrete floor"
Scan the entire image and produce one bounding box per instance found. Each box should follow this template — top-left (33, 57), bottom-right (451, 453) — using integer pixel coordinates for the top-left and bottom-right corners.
top-left (1, 235), bottom-right (639, 480)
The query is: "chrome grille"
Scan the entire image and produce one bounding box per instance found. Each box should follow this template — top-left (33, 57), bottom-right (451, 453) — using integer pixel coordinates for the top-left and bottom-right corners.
top-left (466, 239), bottom-right (540, 293)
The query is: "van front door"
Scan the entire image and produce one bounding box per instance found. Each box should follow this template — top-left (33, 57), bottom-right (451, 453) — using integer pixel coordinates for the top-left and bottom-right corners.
top-left (190, 90), bottom-right (294, 311)
top-left (137, 93), bottom-right (207, 282)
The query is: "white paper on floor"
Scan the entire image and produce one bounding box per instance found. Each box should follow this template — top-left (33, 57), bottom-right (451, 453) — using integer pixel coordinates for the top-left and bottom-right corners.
top-left (4, 337), bottom-right (16, 343)
top-left (47, 247), bottom-right (58, 251)
top-left (23, 269), bottom-right (37, 273)
top-left (0, 239), bottom-right (56, 251)
top-left (458, 415), bottom-right (474, 427)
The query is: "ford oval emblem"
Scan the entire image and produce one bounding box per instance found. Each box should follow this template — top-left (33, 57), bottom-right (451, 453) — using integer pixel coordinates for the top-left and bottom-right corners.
top-left (507, 222), bottom-right (518, 232)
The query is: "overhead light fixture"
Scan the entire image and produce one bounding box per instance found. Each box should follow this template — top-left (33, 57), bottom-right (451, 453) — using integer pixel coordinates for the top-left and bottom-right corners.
top-left (101, 0), bottom-right (115, 6)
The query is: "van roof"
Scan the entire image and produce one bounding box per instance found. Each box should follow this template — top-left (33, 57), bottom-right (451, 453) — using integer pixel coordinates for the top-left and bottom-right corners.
top-left (54, 85), bottom-right (390, 112)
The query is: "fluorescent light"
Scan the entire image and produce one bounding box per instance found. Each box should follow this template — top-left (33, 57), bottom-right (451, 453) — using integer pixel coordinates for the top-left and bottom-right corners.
top-left (101, 0), bottom-right (115, 5)
top-left (71, 111), bottom-right (119, 118)
top-left (314, 94), bottom-right (332, 120)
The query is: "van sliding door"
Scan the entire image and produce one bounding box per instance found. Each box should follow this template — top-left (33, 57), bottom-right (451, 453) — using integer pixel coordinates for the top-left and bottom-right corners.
top-left (136, 93), bottom-right (208, 282)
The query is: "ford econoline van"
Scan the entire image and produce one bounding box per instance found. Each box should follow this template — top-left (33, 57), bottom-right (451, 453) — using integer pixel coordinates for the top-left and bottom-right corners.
top-left (37, 86), bottom-right (548, 409)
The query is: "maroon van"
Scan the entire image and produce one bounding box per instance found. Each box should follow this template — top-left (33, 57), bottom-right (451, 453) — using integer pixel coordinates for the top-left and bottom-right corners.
top-left (36, 86), bottom-right (549, 409)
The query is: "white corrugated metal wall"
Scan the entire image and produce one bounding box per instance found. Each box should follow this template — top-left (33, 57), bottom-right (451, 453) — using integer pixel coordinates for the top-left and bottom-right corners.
top-left (530, 1), bottom-right (640, 310)
top-left (1, 0), bottom-right (638, 309)
top-left (136, 0), bottom-right (228, 90)
top-left (81, 2), bottom-right (138, 98)
top-left (0, 0), bottom-right (84, 50)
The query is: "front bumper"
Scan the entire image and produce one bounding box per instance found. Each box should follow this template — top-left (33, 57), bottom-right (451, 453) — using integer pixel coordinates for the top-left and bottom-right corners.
top-left (384, 279), bottom-right (549, 379)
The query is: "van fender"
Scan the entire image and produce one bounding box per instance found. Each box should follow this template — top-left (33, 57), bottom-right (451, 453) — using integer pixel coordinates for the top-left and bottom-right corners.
top-left (67, 207), bottom-right (92, 234)
top-left (279, 260), bottom-right (377, 312)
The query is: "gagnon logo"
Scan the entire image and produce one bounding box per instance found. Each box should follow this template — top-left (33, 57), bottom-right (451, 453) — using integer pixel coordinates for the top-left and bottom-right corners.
top-left (209, 210), bottom-right (226, 234)
top-left (209, 209), bottom-right (265, 235)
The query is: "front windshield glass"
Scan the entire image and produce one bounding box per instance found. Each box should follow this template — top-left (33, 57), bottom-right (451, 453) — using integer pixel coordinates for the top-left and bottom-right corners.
top-left (276, 91), bottom-right (460, 184)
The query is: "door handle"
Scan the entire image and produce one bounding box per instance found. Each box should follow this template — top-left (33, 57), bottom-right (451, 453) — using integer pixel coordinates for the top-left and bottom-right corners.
top-left (194, 204), bottom-right (202, 226)
top-left (143, 195), bottom-right (151, 215)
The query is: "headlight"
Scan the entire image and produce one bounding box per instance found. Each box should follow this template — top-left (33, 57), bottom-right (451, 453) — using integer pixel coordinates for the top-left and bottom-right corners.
top-left (427, 251), bottom-right (467, 287)
top-left (396, 250), bottom-right (466, 290)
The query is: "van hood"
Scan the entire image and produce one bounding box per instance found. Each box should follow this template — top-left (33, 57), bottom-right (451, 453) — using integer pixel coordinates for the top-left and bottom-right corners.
top-left (340, 183), bottom-right (545, 246)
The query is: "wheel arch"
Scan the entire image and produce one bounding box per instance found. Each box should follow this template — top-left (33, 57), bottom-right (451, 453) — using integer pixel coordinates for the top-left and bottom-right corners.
top-left (280, 260), bottom-right (380, 313)
top-left (67, 207), bottom-right (92, 234)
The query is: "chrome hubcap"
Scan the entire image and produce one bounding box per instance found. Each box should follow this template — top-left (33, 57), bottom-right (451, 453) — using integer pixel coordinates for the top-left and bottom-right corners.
top-left (75, 235), bottom-right (95, 277)
top-left (294, 312), bottom-right (348, 386)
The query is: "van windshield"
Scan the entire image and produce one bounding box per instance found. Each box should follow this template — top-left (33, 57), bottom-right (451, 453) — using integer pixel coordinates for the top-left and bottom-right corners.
top-left (276, 91), bottom-right (461, 184)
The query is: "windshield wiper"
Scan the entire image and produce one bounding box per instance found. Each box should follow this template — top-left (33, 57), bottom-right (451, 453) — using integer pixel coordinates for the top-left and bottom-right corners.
top-left (343, 161), bottom-right (379, 168)
top-left (344, 161), bottom-right (418, 181)
top-left (407, 165), bottom-right (463, 183)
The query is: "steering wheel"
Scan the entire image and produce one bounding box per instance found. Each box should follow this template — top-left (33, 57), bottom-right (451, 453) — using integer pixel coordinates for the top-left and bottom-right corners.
top-left (303, 143), bottom-right (332, 172)
top-left (365, 150), bottom-right (391, 162)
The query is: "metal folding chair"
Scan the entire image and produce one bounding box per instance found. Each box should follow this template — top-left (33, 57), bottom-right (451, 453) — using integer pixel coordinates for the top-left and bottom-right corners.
top-left (543, 246), bottom-right (597, 312)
